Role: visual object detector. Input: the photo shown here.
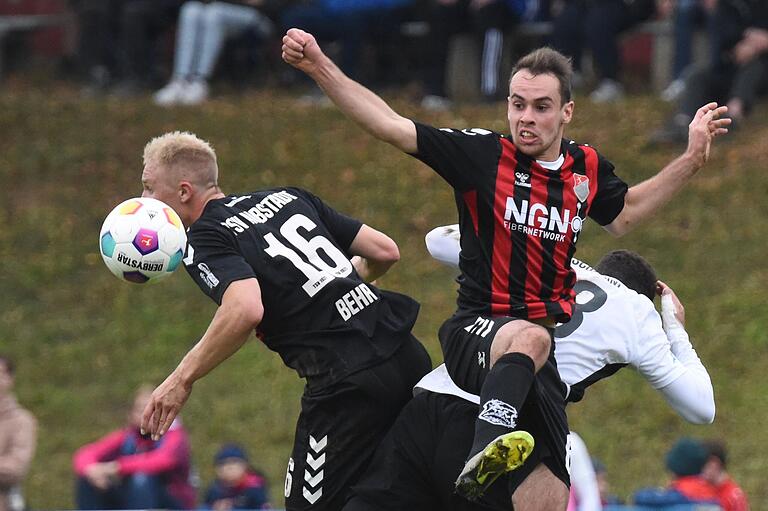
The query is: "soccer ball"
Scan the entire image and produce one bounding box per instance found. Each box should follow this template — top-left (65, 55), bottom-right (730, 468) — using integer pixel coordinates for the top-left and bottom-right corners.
top-left (99, 197), bottom-right (187, 284)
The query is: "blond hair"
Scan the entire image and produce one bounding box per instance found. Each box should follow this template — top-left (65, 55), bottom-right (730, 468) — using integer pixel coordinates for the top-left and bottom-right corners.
top-left (143, 131), bottom-right (219, 189)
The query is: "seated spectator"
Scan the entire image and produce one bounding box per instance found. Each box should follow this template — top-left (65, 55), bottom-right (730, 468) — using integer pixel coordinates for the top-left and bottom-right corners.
top-left (700, 440), bottom-right (749, 511)
top-left (72, 385), bottom-right (196, 510)
top-left (651, 0), bottom-right (768, 143)
top-left (0, 355), bottom-right (37, 511)
top-left (281, 0), bottom-right (413, 85)
top-left (657, 0), bottom-right (717, 102)
top-left (154, 1), bottom-right (276, 106)
top-left (203, 444), bottom-right (271, 510)
top-left (73, 0), bottom-right (185, 96)
top-left (419, 0), bottom-right (547, 110)
top-left (549, 0), bottom-right (656, 102)
top-left (632, 437), bottom-right (719, 508)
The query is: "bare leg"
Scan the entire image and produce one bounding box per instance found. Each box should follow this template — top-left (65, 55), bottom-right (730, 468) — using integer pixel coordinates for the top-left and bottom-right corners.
top-left (512, 463), bottom-right (569, 511)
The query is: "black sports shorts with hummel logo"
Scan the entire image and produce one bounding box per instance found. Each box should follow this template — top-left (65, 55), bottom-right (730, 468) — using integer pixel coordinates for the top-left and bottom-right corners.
top-left (283, 337), bottom-right (430, 511)
top-left (437, 311), bottom-right (571, 492)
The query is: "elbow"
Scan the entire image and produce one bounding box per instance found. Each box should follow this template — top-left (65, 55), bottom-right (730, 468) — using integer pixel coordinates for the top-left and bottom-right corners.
top-left (684, 401), bottom-right (716, 425)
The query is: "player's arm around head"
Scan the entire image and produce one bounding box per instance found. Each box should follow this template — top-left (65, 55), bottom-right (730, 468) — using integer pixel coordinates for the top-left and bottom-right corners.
top-left (603, 102), bottom-right (731, 237)
top-left (281, 28), bottom-right (417, 153)
top-left (141, 278), bottom-right (264, 441)
top-left (349, 224), bottom-right (400, 282)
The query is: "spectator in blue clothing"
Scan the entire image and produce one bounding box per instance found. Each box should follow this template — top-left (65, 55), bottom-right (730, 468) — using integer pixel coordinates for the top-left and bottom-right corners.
top-left (203, 444), bottom-right (271, 510)
top-left (549, 0), bottom-right (657, 102)
top-left (419, 0), bottom-right (549, 110)
top-left (281, 0), bottom-right (413, 84)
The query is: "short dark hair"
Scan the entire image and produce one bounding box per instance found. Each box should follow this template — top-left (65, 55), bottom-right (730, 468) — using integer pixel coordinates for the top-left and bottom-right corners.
top-left (702, 439), bottom-right (728, 467)
top-left (510, 47), bottom-right (573, 104)
top-left (595, 250), bottom-right (657, 301)
top-left (0, 355), bottom-right (14, 376)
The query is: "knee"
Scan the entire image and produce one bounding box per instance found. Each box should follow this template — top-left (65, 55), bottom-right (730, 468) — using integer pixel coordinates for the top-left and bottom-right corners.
top-left (203, 4), bottom-right (227, 27)
top-left (180, 1), bottom-right (204, 23)
top-left (491, 323), bottom-right (551, 369)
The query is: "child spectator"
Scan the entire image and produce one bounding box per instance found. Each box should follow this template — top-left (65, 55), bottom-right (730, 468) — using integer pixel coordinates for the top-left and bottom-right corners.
top-left (203, 444), bottom-right (271, 510)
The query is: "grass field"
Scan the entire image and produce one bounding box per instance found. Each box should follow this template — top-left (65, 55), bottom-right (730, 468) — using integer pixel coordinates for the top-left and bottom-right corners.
top-left (1, 84), bottom-right (767, 508)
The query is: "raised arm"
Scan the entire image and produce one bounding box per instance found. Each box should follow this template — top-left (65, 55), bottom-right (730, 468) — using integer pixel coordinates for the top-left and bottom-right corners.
top-left (655, 281), bottom-right (715, 424)
top-left (605, 103), bottom-right (730, 237)
top-left (349, 224), bottom-right (400, 282)
top-left (282, 28), bottom-right (417, 153)
top-left (141, 278), bottom-right (264, 440)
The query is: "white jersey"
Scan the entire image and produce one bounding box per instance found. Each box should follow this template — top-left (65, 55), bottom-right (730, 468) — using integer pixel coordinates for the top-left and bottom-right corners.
top-left (420, 225), bottom-right (715, 424)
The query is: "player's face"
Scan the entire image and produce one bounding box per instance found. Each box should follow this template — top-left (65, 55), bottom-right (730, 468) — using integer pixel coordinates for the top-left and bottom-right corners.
top-left (141, 164), bottom-right (182, 212)
top-left (507, 70), bottom-right (574, 161)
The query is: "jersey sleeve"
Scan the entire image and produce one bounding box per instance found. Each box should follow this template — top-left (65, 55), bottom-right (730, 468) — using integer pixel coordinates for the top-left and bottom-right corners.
top-left (411, 122), bottom-right (501, 192)
top-left (185, 222), bottom-right (257, 305)
top-left (289, 188), bottom-right (363, 254)
top-left (631, 299), bottom-right (688, 389)
top-left (588, 153), bottom-right (628, 226)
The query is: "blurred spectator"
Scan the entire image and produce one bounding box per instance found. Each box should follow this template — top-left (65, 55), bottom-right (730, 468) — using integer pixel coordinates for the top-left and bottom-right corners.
top-left (203, 444), bottom-right (271, 510)
top-left (281, 0), bottom-right (413, 84)
top-left (700, 440), bottom-right (750, 511)
top-left (651, 0), bottom-right (768, 143)
top-left (549, 0), bottom-right (656, 102)
top-left (71, 0), bottom-right (184, 95)
top-left (567, 431), bottom-right (602, 511)
top-left (418, 0), bottom-right (547, 110)
top-left (657, 0), bottom-right (717, 102)
top-left (154, 1), bottom-right (276, 107)
top-left (0, 355), bottom-right (37, 511)
top-left (73, 385), bottom-right (196, 509)
top-left (632, 437), bottom-right (719, 508)
top-left (593, 458), bottom-right (624, 507)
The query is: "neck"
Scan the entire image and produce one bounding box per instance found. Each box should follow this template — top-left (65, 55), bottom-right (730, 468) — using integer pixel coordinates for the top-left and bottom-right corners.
top-left (185, 188), bottom-right (225, 226)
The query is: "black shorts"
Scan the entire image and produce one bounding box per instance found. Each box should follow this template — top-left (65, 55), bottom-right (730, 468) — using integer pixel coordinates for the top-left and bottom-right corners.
top-left (283, 336), bottom-right (432, 511)
top-left (343, 391), bottom-right (512, 511)
top-left (438, 312), bottom-right (571, 491)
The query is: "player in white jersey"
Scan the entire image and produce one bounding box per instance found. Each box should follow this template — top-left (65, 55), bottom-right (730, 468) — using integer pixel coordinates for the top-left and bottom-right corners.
top-left (341, 227), bottom-right (714, 511)
top-left (423, 224), bottom-right (714, 421)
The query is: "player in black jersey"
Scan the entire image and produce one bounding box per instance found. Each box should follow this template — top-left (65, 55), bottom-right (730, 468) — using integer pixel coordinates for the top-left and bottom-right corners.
top-left (283, 31), bottom-right (729, 508)
top-left (137, 131), bottom-right (432, 511)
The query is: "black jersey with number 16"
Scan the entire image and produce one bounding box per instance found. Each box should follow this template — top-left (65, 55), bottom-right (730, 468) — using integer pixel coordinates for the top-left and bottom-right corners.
top-left (183, 187), bottom-right (419, 390)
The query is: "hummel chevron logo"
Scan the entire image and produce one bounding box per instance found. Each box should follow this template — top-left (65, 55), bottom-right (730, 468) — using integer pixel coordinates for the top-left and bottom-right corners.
top-left (309, 435), bottom-right (327, 452)
top-left (303, 487), bottom-right (322, 504)
top-left (306, 452), bottom-right (325, 471)
top-left (305, 469), bottom-right (324, 487)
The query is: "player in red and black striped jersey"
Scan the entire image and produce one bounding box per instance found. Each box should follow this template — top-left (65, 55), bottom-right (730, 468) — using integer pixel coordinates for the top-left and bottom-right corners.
top-left (137, 132), bottom-right (432, 511)
top-left (283, 29), bottom-right (729, 509)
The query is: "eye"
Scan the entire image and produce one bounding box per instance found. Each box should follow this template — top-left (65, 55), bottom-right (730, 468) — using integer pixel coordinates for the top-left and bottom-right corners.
top-left (537, 104), bottom-right (550, 111)
top-left (513, 102), bottom-right (524, 110)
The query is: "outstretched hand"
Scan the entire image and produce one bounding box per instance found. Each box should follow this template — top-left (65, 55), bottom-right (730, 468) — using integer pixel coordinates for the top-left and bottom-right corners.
top-left (282, 28), bottom-right (324, 76)
top-left (686, 102), bottom-right (730, 167)
top-left (657, 280), bottom-right (685, 327)
top-left (140, 372), bottom-right (192, 441)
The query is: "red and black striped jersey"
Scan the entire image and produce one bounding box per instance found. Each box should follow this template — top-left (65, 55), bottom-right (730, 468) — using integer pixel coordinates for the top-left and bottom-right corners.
top-left (413, 123), bottom-right (628, 321)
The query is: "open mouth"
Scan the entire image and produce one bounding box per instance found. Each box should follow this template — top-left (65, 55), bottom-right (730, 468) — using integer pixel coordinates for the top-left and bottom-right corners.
top-left (519, 129), bottom-right (538, 143)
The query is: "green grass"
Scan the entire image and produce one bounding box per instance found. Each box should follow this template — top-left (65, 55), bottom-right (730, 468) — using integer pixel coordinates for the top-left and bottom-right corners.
top-left (2, 85), bottom-right (767, 508)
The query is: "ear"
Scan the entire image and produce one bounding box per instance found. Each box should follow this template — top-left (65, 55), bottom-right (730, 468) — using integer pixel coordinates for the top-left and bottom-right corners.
top-left (562, 100), bottom-right (574, 125)
top-left (179, 181), bottom-right (194, 203)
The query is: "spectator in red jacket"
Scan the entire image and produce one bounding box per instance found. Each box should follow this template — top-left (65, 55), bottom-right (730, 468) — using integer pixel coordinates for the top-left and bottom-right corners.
top-left (73, 385), bottom-right (196, 509)
top-left (701, 440), bottom-right (750, 511)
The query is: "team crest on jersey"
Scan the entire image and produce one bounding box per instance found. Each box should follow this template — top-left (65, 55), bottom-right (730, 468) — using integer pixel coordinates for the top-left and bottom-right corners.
top-left (478, 399), bottom-right (518, 428)
top-left (573, 174), bottom-right (590, 202)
